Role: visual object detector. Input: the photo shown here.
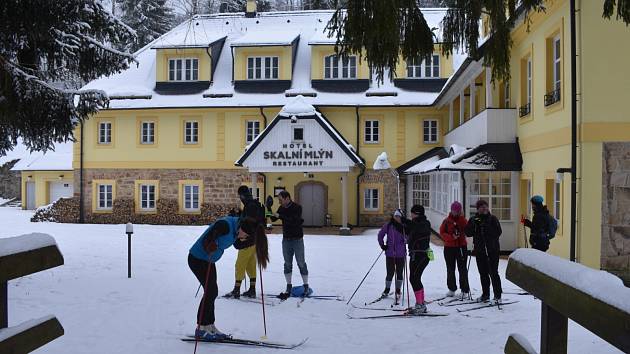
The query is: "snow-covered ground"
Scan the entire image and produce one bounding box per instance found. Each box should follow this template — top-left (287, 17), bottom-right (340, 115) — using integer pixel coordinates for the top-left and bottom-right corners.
top-left (1, 207), bottom-right (622, 354)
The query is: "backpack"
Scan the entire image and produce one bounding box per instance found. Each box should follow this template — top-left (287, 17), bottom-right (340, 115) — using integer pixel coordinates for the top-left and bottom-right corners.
top-left (546, 214), bottom-right (558, 240)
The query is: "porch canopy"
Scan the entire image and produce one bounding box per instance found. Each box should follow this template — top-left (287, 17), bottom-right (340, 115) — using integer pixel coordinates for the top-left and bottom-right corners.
top-left (398, 143), bottom-right (522, 175)
top-left (236, 95), bottom-right (365, 232)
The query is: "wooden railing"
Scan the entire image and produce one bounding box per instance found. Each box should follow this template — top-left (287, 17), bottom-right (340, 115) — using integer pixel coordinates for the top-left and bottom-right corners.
top-left (0, 233), bottom-right (65, 353)
top-left (504, 249), bottom-right (630, 354)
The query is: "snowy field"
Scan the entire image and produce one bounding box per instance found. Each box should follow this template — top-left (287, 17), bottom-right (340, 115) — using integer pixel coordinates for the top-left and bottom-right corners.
top-left (1, 207), bottom-right (622, 354)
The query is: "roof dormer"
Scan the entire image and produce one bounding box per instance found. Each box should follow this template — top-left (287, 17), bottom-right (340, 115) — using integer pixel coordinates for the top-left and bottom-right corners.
top-left (231, 32), bottom-right (300, 93)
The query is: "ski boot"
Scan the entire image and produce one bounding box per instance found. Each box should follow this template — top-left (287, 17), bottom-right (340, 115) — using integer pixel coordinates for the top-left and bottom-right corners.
top-left (476, 294), bottom-right (490, 303)
top-left (445, 290), bottom-right (456, 297)
top-left (407, 303), bottom-right (427, 315)
top-left (195, 324), bottom-right (231, 341)
top-left (381, 288), bottom-right (391, 298)
top-left (302, 284), bottom-right (310, 298)
top-left (223, 286), bottom-right (240, 299)
top-left (394, 290), bottom-right (402, 305)
top-left (461, 292), bottom-right (471, 300)
top-left (277, 284), bottom-right (292, 300)
top-left (242, 287), bottom-right (256, 299)
top-left (492, 296), bottom-right (502, 305)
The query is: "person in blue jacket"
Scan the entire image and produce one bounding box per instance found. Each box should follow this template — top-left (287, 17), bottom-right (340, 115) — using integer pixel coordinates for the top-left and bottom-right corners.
top-left (189, 216), bottom-right (269, 340)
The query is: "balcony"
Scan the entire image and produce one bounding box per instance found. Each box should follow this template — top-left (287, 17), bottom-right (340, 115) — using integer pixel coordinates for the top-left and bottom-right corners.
top-left (519, 103), bottom-right (531, 118)
top-left (544, 88), bottom-right (561, 106)
top-left (444, 108), bottom-right (517, 148)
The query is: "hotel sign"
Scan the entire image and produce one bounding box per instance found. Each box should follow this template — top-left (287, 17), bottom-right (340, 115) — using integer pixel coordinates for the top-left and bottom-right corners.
top-left (263, 143), bottom-right (334, 167)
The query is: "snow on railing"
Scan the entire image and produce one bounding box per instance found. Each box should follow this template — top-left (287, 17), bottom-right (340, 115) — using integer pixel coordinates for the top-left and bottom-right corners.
top-left (504, 249), bottom-right (630, 354)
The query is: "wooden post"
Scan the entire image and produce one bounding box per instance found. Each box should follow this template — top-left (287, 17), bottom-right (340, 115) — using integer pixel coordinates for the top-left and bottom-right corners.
top-left (486, 67), bottom-right (493, 108)
top-left (341, 173), bottom-right (348, 230)
top-left (0, 281), bottom-right (6, 329)
top-left (448, 101), bottom-right (454, 131)
top-left (541, 302), bottom-right (568, 354)
top-left (470, 82), bottom-right (476, 118)
top-left (459, 91), bottom-right (465, 125)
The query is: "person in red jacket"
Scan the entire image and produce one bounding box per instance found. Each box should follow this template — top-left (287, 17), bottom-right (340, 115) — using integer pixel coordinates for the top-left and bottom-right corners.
top-left (439, 201), bottom-right (470, 299)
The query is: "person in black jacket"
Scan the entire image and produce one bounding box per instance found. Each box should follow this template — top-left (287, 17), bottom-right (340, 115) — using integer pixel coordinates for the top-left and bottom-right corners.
top-left (465, 199), bottom-right (503, 303)
top-left (269, 191), bottom-right (309, 299)
top-left (522, 195), bottom-right (551, 252)
top-left (402, 204), bottom-right (432, 314)
top-left (224, 186), bottom-right (264, 299)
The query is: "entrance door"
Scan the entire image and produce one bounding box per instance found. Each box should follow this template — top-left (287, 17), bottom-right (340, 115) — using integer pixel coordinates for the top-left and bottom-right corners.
top-left (49, 181), bottom-right (73, 204)
top-left (26, 182), bottom-right (36, 210)
top-left (298, 182), bottom-right (326, 226)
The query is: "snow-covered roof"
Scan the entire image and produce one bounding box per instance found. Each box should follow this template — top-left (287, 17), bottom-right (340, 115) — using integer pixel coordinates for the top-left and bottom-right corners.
top-left (10, 141), bottom-right (73, 171)
top-left (0, 233), bottom-right (57, 258)
top-left (231, 30), bottom-right (300, 47)
top-left (83, 10), bottom-right (465, 109)
top-left (278, 95), bottom-right (317, 116)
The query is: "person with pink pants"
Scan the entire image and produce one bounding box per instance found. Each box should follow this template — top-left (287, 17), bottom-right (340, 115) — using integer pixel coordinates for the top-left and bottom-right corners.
top-left (401, 204), bottom-right (432, 314)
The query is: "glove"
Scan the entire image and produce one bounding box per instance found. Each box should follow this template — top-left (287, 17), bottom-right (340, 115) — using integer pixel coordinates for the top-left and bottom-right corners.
top-left (381, 244), bottom-right (388, 251)
top-left (520, 215), bottom-right (526, 224)
top-left (204, 239), bottom-right (218, 254)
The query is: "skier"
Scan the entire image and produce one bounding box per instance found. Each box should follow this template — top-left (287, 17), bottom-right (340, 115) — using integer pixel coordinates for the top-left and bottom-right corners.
top-left (377, 209), bottom-right (407, 302)
top-left (269, 190), bottom-right (309, 300)
top-left (521, 195), bottom-right (553, 252)
top-left (465, 200), bottom-right (503, 303)
top-left (439, 201), bottom-right (470, 299)
top-left (188, 216), bottom-right (269, 340)
top-left (402, 205), bottom-right (432, 314)
top-left (224, 186), bottom-right (266, 299)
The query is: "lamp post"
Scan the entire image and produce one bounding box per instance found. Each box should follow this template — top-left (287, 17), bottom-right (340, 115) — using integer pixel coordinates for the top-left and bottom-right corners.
top-left (126, 222), bottom-right (133, 278)
top-left (373, 152), bottom-right (401, 210)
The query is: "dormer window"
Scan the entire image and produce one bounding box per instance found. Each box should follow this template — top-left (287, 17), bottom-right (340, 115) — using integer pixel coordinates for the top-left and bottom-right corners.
top-left (247, 56), bottom-right (279, 80)
top-left (407, 55), bottom-right (440, 78)
top-left (169, 58), bottom-right (199, 81)
top-left (324, 55), bottom-right (357, 79)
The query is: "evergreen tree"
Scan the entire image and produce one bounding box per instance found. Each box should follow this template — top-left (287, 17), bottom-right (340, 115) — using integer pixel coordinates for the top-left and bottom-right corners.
top-left (328, 0), bottom-right (630, 83)
top-left (120, 0), bottom-right (175, 52)
top-left (0, 0), bottom-right (136, 155)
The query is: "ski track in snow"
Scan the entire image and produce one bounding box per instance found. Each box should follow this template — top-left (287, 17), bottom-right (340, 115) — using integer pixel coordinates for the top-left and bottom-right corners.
top-left (0, 207), bottom-right (622, 354)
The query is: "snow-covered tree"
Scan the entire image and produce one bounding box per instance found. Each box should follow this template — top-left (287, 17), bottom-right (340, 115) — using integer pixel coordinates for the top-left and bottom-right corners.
top-left (120, 0), bottom-right (175, 52)
top-left (219, 0), bottom-right (272, 12)
top-left (0, 0), bottom-right (136, 155)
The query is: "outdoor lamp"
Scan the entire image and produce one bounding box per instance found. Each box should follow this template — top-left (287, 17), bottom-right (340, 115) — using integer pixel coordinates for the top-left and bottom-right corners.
top-left (125, 223), bottom-right (133, 278)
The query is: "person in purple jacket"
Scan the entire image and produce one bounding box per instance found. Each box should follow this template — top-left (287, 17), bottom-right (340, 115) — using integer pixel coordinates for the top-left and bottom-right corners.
top-left (377, 209), bottom-right (407, 301)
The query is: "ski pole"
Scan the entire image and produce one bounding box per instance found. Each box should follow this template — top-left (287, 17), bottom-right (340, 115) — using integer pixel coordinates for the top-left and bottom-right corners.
top-left (346, 250), bottom-right (384, 305)
top-left (194, 261), bottom-right (214, 354)
top-left (195, 284), bottom-right (201, 298)
top-left (403, 253), bottom-right (411, 309)
top-left (258, 263), bottom-right (268, 340)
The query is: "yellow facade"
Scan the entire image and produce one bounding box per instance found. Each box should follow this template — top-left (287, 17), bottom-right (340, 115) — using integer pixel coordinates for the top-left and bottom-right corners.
top-left (155, 48), bottom-right (212, 82)
top-left (20, 171), bottom-right (73, 208)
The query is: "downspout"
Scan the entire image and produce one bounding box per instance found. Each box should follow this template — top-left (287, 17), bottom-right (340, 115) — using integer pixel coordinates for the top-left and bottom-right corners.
top-left (79, 121), bottom-right (84, 224)
top-left (460, 171), bottom-right (467, 219)
top-left (355, 106), bottom-right (364, 227)
top-left (569, 0), bottom-right (578, 262)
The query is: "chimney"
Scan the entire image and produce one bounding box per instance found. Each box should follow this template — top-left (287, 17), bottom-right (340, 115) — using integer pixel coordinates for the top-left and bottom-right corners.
top-left (246, 0), bottom-right (256, 18)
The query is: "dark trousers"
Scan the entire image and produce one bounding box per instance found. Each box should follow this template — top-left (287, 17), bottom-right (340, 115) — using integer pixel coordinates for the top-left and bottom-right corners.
top-left (188, 254), bottom-right (218, 325)
top-left (385, 257), bottom-right (405, 282)
top-left (409, 253), bottom-right (430, 291)
top-left (475, 249), bottom-right (502, 298)
top-left (444, 246), bottom-right (470, 292)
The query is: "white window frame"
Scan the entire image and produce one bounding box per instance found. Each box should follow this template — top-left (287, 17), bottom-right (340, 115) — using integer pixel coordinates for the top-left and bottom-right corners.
top-left (291, 125), bottom-right (304, 143)
top-left (527, 58), bottom-right (532, 105)
top-left (98, 122), bottom-right (112, 145)
top-left (183, 184), bottom-right (200, 211)
top-left (168, 58), bottom-right (199, 81)
top-left (553, 35), bottom-right (561, 91)
top-left (247, 56), bottom-right (279, 80)
top-left (324, 55), bottom-right (357, 79)
top-left (423, 119), bottom-right (439, 144)
top-left (97, 184), bottom-right (113, 210)
top-left (246, 120), bottom-right (261, 144)
top-left (184, 120), bottom-right (198, 144)
top-left (140, 184), bottom-right (156, 211)
top-left (412, 174), bottom-right (430, 208)
top-left (407, 54), bottom-right (440, 78)
top-left (364, 120), bottom-right (379, 144)
top-left (363, 188), bottom-right (379, 211)
top-left (141, 121), bottom-right (155, 144)
top-left (468, 171), bottom-right (512, 221)
top-left (553, 180), bottom-right (561, 220)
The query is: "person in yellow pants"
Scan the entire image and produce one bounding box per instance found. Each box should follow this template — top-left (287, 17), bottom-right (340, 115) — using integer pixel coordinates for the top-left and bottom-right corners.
top-left (225, 232), bottom-right (257, 299)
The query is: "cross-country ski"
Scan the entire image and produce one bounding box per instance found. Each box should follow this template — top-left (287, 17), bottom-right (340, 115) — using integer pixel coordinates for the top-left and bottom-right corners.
top-left (456, 301), bottom-right (519, 313)
top-left (182, 336), bottom-right (308, 349)
top-left (346, 311), bottom-right (449, 319)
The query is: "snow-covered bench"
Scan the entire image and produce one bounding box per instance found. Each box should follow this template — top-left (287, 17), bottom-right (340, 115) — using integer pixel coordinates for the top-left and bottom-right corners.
top-left (0, 233), bottom-right (64, 353)
top-left (504, 249), bottom-right (630, 354)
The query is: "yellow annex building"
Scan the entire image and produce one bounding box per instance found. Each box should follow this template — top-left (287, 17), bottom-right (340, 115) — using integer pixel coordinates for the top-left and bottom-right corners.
top-left (17, 0), bottom-right (630, 281)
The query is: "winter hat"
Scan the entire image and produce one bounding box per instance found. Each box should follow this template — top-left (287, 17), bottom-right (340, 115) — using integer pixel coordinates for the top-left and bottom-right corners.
top-left (237, 185), bottom-right (252, 197)
top-left (475, 199), bottom-right (489, 209)
top-left (531, 195), bottom-right (544, 205)
top-left (393, 209), bottom-right (403, 218)
top-left (450, 201), bottom-right (463, 213)
top-left (410, 205), bottom-right (425, 216)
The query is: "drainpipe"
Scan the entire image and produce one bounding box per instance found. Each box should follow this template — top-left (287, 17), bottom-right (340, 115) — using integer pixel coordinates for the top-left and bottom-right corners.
top-left (354, 106), bottom-right (363, 227)
top-left (569, 0), bottom-right (578, 262)
top-left (259, 106), bottom-right (268, 127)
top-left (460, 171), bottom-right (467, 219)
top-left (79, 121), bottom-right (84, 224)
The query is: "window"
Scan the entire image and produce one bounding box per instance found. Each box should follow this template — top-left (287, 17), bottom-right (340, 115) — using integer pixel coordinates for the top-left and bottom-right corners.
top-left (97, 184), bottom-right (113, 210)
top-left (246, 121), bottom-right (260, 144)
top-left (168, 58), bottom-right (199, 81)
top-left (98, 122), bottom-right (112, 144)
top-left (184, 121), bottom-right (198, 144)
top-left (545, 35), bottom-right (562, 106)
top-left (553, 180), bottom-right (561, 220)
top-left (519, 56), bottom-right (532, 117)
top-left (527, 58), bottom-right (532, 106)
top-left (292, 126), bottom-right (304, 142)
top-left (324, 55), bottom-right (357, 79)
top-left (140, 184), bottom-right (156, 210)
top-left (141, 121), bottom-right (155, 144)
top-left (247, 56), bottom-right (279, 80)
top-left (423, 119), bottom-right (438, 143)
top-left (412, 175), bottom-right (430, 207)
top-left (363, 188), bottom-right (379, 211)
top-left (364, 120), bottom-right (379, 144)
top-left (183, 184), bottom-right (200, 211)
top-left (468, 171), bottom-right (512, 221)
top-left (407, 55), bottom-right (440, 78)
top-left (553, 36), bottom-right (561, 91)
